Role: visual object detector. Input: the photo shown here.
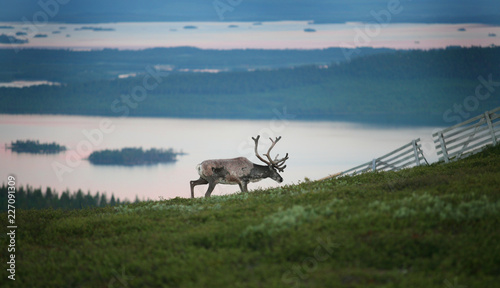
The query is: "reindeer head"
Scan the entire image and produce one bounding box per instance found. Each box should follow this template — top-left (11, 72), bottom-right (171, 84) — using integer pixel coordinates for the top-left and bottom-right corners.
top-left (268, 166), bottom-right (284, 183)
top-left (252, 135), bottom-right (289, 183)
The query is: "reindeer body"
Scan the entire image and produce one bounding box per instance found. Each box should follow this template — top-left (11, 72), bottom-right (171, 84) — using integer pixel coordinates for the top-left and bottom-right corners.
top-left (190, 136), bottom-right (288, 198)
top-left (197, 157), bottom-right (270, 185)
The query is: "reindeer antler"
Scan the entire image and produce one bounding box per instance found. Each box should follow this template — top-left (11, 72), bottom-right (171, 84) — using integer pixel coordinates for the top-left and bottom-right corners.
top-left (252, 135), bottom-right (289, 172)
top-left (252, 135), bottom-right (270, 165)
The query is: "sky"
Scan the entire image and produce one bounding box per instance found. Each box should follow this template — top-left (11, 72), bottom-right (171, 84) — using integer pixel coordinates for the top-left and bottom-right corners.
top-left (1, 0), bottom-right (499, 24)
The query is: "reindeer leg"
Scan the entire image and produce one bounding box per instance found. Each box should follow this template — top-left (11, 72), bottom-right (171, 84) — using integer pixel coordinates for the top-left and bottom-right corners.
top-left (239, 181), bottom-right (248, 193)
top-left (205, 182), bottom-right (216, 198)
top-left (190, 178), bottom-right (208, 198)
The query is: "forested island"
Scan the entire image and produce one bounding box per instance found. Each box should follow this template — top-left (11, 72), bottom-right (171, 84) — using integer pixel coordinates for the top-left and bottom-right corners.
top-left (8, 140), bottom-right (66, 154)
top-left (88, 147), bottom-right (184, 166)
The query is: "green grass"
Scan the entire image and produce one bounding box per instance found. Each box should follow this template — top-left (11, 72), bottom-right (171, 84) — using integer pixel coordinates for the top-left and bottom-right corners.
top-left (2, 145), bottom-right (500, 287)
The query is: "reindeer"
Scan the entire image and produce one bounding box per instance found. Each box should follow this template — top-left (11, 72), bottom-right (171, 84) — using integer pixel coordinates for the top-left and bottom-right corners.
top-left (190, 135), bottom-right (289, 198)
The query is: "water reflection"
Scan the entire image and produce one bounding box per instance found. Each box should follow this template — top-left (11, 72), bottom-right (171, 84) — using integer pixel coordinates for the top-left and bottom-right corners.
top-left (0, 114), bottom-right (440, 200)
top-left (2, 21), bottom-right (500, 50)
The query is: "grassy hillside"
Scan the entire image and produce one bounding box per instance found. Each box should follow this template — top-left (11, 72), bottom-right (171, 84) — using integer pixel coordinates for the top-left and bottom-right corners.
top-left (2, 145), bottom-right (500, 287)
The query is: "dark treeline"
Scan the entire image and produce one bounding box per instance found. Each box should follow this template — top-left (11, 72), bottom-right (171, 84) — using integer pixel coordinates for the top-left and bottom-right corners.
top-left (331, 46), bottom-right (500, 80)
top-left (8, 140), bottom-right (66, 154)
top-left (88, 147), bottom-right (182, 166)
top-left (0, 184), bottom-right (133, 211)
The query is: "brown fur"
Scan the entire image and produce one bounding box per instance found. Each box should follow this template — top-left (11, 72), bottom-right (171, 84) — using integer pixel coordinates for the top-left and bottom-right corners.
top-left (198, 157), bottom-right (253, 184)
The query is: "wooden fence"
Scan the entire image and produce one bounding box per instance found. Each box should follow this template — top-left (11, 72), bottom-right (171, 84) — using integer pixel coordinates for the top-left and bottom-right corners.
top-left (433, 106), bottom-right (500, 163)
top-left (319, 106), bottom-right (500, 181)
top-left (322, 138), bottom-right (426, 179)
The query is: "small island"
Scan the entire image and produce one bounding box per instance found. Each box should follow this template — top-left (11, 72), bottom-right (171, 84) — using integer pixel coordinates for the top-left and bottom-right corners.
top-left (77, 26), bottom-right (115, 32)
top-left (8, 140), bottom-right (66, 154)
top-left (0, 34), bottom-right (28, 44)
top-left (88, 147), bottom-right (185, 166)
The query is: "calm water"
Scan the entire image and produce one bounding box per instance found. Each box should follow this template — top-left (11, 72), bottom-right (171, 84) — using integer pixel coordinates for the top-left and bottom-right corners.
top-left (1, 21), bottom-right (499, 50)
top-left (0, 114), bottom-right (440, 201)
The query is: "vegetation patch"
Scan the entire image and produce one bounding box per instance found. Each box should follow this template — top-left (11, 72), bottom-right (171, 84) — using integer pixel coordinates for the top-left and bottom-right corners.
top-left (242, 205), bottom-right (319, 236)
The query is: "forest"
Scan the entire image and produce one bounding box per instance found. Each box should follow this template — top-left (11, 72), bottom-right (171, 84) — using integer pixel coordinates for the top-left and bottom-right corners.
top-left (1, 47), bottom-right (500, 126)
top-left (88, 147), bottom-right (182, 166)
top-left (0, 47), bottom-right (391, 83)
top-left (0, 184), bottom-right (130, 211)
top-left (7, 139), bottom-right (66, 154)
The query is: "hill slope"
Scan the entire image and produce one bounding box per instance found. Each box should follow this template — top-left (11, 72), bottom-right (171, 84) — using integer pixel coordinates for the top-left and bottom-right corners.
top-left (2, 145), bottom-right (500, 287)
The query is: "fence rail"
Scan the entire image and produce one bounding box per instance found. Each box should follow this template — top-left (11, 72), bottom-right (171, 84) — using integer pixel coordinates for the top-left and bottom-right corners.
top-left (432, 106), bottom-right (500, 163)
top-left (329, 138), bottom-right (425, 178)
top-left (320, 106), bottom-right (500, 181)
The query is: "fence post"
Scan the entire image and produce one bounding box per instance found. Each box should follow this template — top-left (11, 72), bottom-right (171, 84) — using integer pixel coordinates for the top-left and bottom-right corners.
top-left (372, 158), bottom-right (377, 172)
top-left (438, 132), bottom-right (450, 163)
top-left (485, 111), bottom-right (497, 146)
top-left (412, 139), bottom-right (420, 166)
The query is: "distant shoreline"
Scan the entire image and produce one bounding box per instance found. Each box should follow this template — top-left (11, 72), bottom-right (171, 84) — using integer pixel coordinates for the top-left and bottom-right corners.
top-left (0, 112), bottom-right (447, 128)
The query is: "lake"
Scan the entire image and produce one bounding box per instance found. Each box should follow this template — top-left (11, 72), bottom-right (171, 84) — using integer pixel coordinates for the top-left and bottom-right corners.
top-left (0, 114), bottom-right (441, 201)
top-left (2, 21), bottom-right (499, 50)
